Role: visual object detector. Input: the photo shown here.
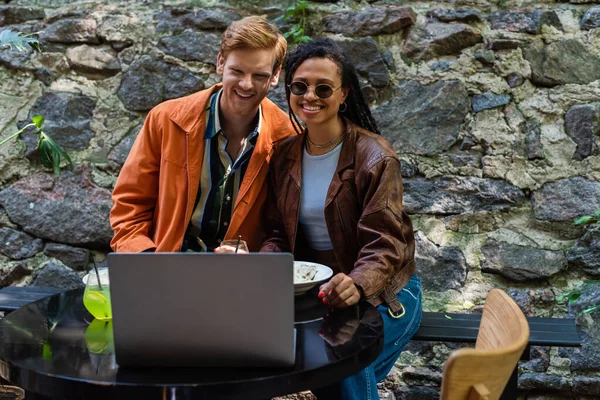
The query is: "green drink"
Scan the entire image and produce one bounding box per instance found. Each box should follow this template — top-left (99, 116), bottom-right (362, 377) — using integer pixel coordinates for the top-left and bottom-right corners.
top-left (84, 286), bottom-right (112, 320)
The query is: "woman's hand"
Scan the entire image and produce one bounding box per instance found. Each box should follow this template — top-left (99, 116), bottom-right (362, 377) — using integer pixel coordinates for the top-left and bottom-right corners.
top-left (318, 273), bottom-right (361, 308)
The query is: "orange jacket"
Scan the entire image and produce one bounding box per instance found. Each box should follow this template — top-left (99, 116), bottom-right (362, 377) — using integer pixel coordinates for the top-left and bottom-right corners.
top-left (110, 84), bottom-right (296, 252)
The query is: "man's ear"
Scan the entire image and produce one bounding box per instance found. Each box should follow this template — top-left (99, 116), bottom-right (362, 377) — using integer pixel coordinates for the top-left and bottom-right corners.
top-left (216, 52), bottom-right (225, 75)
top-left (270, 66), bottom-right (282, 87)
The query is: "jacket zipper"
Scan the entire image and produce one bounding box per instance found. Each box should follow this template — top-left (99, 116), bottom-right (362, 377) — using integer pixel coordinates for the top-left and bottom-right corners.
top-left (180, 132), bottom-right (191, 250)
top-left (291, 179), bottom-right (300, 253)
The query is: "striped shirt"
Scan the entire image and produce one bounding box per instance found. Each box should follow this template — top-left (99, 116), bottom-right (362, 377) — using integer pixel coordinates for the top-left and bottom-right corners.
top-left (187, 90), bottom-right (261, 251)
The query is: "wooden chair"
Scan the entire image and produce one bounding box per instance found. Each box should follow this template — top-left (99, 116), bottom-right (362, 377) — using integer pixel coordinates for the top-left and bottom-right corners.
top-left (440, 289), bottom-right (530, 400)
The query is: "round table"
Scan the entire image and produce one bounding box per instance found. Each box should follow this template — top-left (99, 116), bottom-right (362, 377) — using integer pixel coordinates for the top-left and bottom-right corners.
top-left (0, 288), bottom-right (383, 399)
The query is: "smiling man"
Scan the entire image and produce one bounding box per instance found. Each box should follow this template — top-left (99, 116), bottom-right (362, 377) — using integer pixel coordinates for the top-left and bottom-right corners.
top-left (110, 16), bottom-right (295, 253)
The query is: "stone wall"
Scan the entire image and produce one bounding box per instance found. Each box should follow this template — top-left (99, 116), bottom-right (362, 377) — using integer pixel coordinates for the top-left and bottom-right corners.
top-left (1, 0), bottom-right (600, 398)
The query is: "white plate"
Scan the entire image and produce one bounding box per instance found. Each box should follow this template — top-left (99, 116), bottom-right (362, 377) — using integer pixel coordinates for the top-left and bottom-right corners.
top-left (294, 261), bottom-right (333, 296)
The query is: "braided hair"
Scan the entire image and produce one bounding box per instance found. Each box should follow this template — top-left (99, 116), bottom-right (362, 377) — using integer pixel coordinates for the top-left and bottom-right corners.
top-left (284, 38), bottom-right (381, 135)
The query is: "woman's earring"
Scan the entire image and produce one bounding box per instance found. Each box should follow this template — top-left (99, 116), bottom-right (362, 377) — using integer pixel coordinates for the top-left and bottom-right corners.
top-left (339, 102), bottom-right (347, 113)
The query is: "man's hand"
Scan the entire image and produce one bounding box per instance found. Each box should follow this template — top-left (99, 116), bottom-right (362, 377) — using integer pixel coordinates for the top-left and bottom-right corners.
top-left (213, 245), bottom-right (248, 253)
top-left (318, 273), bottom-right (361, 308)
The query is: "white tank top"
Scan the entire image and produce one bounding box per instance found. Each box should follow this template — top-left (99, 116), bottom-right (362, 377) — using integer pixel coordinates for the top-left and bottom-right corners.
top-left (299, 142), bottom-right (343, 251)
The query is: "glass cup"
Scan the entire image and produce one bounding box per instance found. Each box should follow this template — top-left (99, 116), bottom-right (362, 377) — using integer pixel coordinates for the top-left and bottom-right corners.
top-left (219, 239), bottom-right (249, 253)
top-left (83, 268), bottom-right (112, 320)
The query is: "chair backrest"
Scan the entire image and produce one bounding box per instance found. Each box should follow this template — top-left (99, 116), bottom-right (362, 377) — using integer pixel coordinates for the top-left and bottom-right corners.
top-left (440, 289), bottom-right (530, 400)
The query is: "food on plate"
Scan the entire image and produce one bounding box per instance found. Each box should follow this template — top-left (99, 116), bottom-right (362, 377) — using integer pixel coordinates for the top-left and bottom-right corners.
top-left (294, 263), bottom-right (318, 283)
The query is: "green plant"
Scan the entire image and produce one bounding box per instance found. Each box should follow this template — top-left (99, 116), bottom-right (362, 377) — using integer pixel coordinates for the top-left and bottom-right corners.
top-left (0, 29), bottom-right (43, 52)
top-left (556, 210), bottom-right (600, 316)
top-left (283, 0), bottom-right (312, 45)
top-left (1, 116), bottom-right (73, 174)
top-left (0, 30), bottom-right (72, 174)
top-left (557, 278), bottom-right (600, 316)
top-left (574, 210), bottom-right (600, 227)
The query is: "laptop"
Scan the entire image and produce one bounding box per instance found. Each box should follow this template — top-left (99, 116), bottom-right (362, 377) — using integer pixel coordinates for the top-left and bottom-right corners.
top-left (107, 252), bottom-right (295, 368)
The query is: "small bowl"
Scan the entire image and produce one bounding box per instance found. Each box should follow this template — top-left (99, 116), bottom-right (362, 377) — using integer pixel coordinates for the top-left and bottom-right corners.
top-left (294, 261), bottom-right (333, 296)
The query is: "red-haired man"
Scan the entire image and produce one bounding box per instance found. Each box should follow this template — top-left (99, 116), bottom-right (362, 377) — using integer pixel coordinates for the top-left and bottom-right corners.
top-left (110, 16), bottom-right (295, 253)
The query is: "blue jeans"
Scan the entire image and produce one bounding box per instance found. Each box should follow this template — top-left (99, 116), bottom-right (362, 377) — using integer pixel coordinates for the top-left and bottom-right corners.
top-left (339, 274), bottom-right (422, 400)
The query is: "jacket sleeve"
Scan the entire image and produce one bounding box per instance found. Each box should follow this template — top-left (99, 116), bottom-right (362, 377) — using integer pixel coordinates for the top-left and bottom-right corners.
top-left (110, 109), bottom-right (162, 252)
top-left (259, 151), bottom-right (291, 253)
top-left (349, 156), bottom-right (412, 298)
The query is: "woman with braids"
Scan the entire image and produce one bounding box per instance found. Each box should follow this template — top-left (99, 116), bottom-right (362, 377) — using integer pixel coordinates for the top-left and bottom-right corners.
top-left (260, 38), bottom-right (422, 399)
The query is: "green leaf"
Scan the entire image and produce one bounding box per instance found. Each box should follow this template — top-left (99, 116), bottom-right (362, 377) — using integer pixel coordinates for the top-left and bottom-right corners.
top-left (444, 315), bottom-right (453, 320)
top-left (569, 292), bottom-right (582, 303)
top-left (0, 29), bottom-right (42, 52)
top-left (284, 9), bottom-right (296, 20)
top-left (574, 216), bottom-right (594, 225)
top-left (297, 35), bottom-right (312, 43)
top-left (580, 305), bottom-right (600, 315)
top-left (32, 115), bottom-right (44, 129)
top-left (594, 210), bottom-right (600, 217)
top-left (36, 131), bottom-right (72, 175)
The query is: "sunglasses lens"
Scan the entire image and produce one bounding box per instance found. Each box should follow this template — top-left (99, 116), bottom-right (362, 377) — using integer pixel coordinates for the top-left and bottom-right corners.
top-left (290, 82), bottom-right (307, 96)
top-left (315, 85), bottom-right (334, 99)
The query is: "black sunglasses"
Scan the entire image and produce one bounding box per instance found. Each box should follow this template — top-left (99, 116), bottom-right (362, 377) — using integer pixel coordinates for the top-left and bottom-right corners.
top-left (288, 81), bottom-right (342, 99)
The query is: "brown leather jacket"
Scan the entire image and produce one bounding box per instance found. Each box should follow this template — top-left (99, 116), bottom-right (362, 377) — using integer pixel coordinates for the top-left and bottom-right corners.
top-left (260, 119), bottom-right (415, 312)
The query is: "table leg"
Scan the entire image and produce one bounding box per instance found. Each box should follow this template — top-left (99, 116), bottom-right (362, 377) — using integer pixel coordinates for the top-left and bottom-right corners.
top-left (499, 345), bottom-right (530, 400)
top-left (499, 367), bottom-right (518, 400)
top-left (23, 391), bottom-right (51, 400)
top-left (311, 383), bottom-right (340, 400)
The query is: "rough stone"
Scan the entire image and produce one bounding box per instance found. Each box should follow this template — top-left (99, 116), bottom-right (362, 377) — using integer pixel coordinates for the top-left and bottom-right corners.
top-left (0, 227), bottom-right (43, 260)
top-left (0, 45), bottom-right (34, 71)
top-left (414, 231), bottom-right (467, 291)
top-left (0, 262), bottom-right (31, 288)
top-left (154, 8), bottom-right (242, 34)
top-left (266, 84), bottom-right (288, 115)
top-left (0, 168), bottom-right (113, 247)
top-left (394, 385), bottom-right (439, 400)
top-left (32, 262), bottom-right (84, 290)
top-left (524, 120), bottom-right (545, 160)
top-left (474, 50), bottom-right (495, 65)
top-left (96, 12), bottom-right (141, 46)
top-left (0, 6), bottom-right (45, 26)
top-left (487, 38), bottom-right (525, 51)
top-left (481, 239), bottom-right (566, 281)
top-left (521, 346), bottom-right (550, 372)
top-left (334, 38), bottom-right (389, 88)
top-left (21, 92), bottom-right (96, 154)
top-left (40, 18), bottom-right (99, 44)
top-left (568, 282), bottom-right (600, 318)
top-left (519, 373), bottom-right (572, 391)
top-left (403, 176), bottom-right (526, 214)
top-left (573, 376), bottom-right (600, 395)
top-left (564, 103), bottom-right (600, 160)
top-left (43, 243), bottom-right (89, 271)
top-left (66, 45), bottom-right (121, 78)
top-left (159, 31), bottom-right (221, 63)
top-left (567, 227), bottom-right (600, 276)
top-left (403, 23), bottom-right (483, 61)
top-left (373, 80), bottom-right (469, 156)
top-left (581, 6), bottom-right (600, 30)
top-left (559, 331), bottom-right (600, 371)
top-left (472, 91), bottom-right (511, 112)
top-left (523, 40), bottom-right (600, 87)
top-left (532, 177), bottom-right (600, 222)
top-left (488, 9), bottom-right (563, 34)
top-left (117, 55), bottom-right (204, 111)
top-left (506, 72), bottom-right (525, 88)
top-left (322, 6), bottom-right (416, 36)
top-left (108, 121), bottom-right (144, 166)
top-left (427, 8), bottom-right (483, 23)
top-left (401, 366), bottom-right (443, 386)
